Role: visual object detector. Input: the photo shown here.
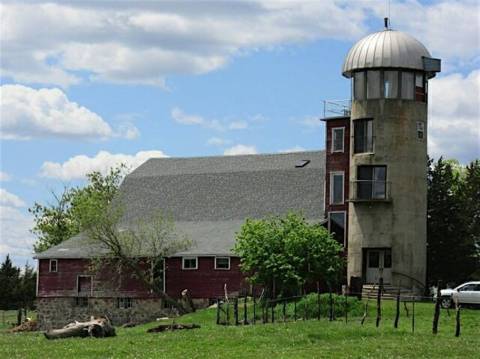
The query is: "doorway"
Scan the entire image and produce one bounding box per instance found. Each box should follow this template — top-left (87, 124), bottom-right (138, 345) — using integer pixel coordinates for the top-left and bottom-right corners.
top-left (365, 249), bottom-right (392, 284)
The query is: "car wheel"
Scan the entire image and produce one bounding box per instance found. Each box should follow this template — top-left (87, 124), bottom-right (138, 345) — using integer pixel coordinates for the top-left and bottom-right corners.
top-left (441, 296), bottom-right (452, 309)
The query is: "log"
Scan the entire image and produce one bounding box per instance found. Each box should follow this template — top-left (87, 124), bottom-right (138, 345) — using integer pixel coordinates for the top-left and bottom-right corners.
top-left (44, 317), bottom-right (116, 340)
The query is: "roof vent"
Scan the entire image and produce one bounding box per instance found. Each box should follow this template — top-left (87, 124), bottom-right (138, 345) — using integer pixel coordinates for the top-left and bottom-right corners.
top-left (295, 160), bottom-right (310, 168)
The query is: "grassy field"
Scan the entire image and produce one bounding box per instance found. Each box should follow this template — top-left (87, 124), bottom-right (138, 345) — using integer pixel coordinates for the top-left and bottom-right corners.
top-left (0, 301), bottom-right (479, 358)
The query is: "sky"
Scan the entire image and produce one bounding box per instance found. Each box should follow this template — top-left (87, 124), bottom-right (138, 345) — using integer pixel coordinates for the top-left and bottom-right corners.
top-left (1, 0), bottom-right (479, 267)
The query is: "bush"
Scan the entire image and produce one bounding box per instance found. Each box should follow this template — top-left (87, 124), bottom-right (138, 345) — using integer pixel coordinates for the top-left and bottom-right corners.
top-left (279, 293), bottom-right (363, 319)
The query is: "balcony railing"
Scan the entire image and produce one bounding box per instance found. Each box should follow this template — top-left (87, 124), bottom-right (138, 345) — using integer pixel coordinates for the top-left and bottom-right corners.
top-left (350, 180), bottom-right (391, 202)
top-left (323, 99), bottom-right (351, 118)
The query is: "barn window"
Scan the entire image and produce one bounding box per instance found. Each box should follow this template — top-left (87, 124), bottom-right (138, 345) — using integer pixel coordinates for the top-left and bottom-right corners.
top-left (49, 259), bottom-right (58, 273)
top-left (330, 171), bottom-right (344, 205)
top-left (215, 257), bottom-right (230, 270)
top-left (77, 275), bottom-right (92, 295)
top-left (331, 127), bottom-right (345, 153)
top-left (117, 297), bottom-right (133, 309)
top-left (182, 257), bottom-right (198, 270)
top-left (354, 119), bottom-right (374, 153)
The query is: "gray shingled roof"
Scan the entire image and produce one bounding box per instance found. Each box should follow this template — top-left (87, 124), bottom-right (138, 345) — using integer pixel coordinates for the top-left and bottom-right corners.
top-left (36, 151), bottom-right (326, 259)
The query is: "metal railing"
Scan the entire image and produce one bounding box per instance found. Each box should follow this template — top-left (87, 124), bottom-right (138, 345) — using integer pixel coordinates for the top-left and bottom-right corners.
top-left (350, 180), bottom-right (391, 202)
top-left (323, 99), bottom-right (351, 118)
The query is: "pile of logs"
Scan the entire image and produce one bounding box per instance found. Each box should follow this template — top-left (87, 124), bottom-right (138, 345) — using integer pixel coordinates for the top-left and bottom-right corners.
top-left (44, 317), bottom-right (116, 340)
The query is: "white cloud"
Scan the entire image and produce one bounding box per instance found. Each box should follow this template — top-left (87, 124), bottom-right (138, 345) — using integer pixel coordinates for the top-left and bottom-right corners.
top-left (0, 205), bottom-right (36, 260)
top-left (299, 116), bottom-right (322, 128)
top-left (0, 1), bottom-right (367, 87)
top-left (428, 70), bottom-right (480, 163)
top-left (0, 188), bottom-right (26, 207)
top-left (0, 84), bottom-right (139, 140)
top-left (0, 172), bottom-right (11, 181)
top-left (207, 137), bottom-right (232, 147)
top-left (224, 144), bottom-right (258, 156)
top-left (171, 107), bottom-right (224, 131)
top-left (40, 150), bottom-right (168, 180)
top-left (279, 146), bottom-right (306, 153)
top-left (228, 121), bottom-right (248, 130)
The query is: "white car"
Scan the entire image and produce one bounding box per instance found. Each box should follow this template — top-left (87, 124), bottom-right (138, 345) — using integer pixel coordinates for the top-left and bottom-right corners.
top-left (440, 281), bottom-right (480, 308)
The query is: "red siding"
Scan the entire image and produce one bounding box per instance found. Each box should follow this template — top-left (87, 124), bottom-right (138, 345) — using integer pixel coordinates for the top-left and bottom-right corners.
top-left (166, 257), bottom-right (245, 299)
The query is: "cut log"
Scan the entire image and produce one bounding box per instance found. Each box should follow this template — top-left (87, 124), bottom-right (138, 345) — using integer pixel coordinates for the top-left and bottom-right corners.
top-left (44, 317), bottom-right (116, 340)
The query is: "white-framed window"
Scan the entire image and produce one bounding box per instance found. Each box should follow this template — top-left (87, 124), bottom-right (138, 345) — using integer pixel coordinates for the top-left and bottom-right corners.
top-left (328, 211), bottom-right (346, 246)
top-left (331, 127), bottom-right (345, 153)
top-left (182, 257), bottom-right (198, 270)
top-left (215, 257), bottom-right (230, 270)
top-left (330, 171), bottom-right (344, 205)
top-left (49, 259), bottom-right (58, 273)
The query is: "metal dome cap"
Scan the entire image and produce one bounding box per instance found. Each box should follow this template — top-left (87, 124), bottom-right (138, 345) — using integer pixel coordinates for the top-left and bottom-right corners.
top-left (342, 29), bottom-right (440, 78)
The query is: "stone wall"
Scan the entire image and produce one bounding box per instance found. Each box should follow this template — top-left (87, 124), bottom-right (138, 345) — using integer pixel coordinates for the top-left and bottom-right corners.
top-left (37, 297), bottom-right (168, 330)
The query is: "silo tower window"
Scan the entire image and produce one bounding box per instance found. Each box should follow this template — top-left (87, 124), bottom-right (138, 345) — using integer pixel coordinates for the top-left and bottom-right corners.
top-left (354, 119), bottom-right (374, 154)
top-left (401, 72), bottom-right (415, 99)
top-left (415, 73), bottom-right (426, 102)
top-left (384, 71), bottom-right (398, 98)
top-left (353, 72), bottom-right (365, 100)
top-left (367, 71), bottom-right (381, 99)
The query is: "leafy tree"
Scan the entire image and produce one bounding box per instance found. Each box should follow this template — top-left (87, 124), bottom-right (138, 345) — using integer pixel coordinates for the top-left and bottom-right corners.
top-left (30, 165), bottom-right (126, 252)
top-left (234, 212), bottom-right (344, 297)
top-left (0, 255), bottom-right (20, 310)
top-left (427, 157), bottom-right (477, 285)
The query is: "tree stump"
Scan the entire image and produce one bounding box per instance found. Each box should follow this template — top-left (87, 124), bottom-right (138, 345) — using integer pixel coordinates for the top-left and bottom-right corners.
top-left (44, 317), bottom-right (116, 340)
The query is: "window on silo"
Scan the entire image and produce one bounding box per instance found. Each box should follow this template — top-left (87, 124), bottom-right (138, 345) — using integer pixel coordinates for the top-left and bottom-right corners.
top-left (415, 73), bottom-right (426, 102)
top-left (401, 72), bottom-right (414, 99)
top-left (384, 71), bottom-right (398, 98)
top-left (357, 165), bottom-right (387, 200)
top-left (367, 70), bottom-right (381, 99)
top-left (354, 119), bottom-right (374, 153)
top-left (353, 72), bottom-right (365, 100)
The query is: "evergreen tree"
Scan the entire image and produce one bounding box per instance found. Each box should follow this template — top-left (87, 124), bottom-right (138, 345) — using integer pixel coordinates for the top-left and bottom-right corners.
top-left (427, 158), bottom-right (477, 285)
top-left (0, 255), bottom-right (20, 310)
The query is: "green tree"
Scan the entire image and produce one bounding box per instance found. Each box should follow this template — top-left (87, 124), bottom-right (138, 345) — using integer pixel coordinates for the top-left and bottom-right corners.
top-left (234, 212), bottom-right (344, 297)
top-left (0, 255), bottom-right (20, 310)
top-left (30, 165), bottom-right (126, 252)
top-left (17, 263), bottom-right (37, 313)
top-left (427, 158), bottom-right (477, 285)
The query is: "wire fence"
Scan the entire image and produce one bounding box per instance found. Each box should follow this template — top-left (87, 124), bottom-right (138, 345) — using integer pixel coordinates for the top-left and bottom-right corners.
top-left (215, 280), bottom-right (471, 338)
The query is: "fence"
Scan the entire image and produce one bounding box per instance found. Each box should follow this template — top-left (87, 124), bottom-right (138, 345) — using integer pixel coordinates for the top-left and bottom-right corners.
top-left (215, 280), bottom-right (468, 337)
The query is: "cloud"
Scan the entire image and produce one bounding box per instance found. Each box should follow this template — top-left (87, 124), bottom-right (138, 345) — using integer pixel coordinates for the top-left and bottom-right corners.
top-left (40, 150), bottom-right (168, 180)
top-left (0, 188), bottom-right (26, 207)
top-left (0, 84), bottom-right (139, 140)
top-left (171, 107), bottom-right (224, 131)
top-left (224, 144), bottom-right (258, 156)
top-left (207, 137), bottom-right (232, 147)
top-left (428, 70), bottom-right (480, 163)
top-left (0, 172), bottom-right (11, 181)
top-left (299, 116), bottom-right (322, 128)
top-left (228, 121), bottom-right (248, 130)
top-left (0, 1), bottom-right (367, 87)
top-left (279, 146), bottom-right (306, 153)
top-left (0, 205), bottom-right (36, 261)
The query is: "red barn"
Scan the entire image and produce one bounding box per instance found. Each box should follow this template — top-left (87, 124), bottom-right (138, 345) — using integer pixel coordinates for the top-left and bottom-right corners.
top-left (35, 151), bottom-right (329, 329)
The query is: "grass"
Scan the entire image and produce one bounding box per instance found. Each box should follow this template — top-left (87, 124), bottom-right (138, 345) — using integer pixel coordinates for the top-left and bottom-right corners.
top-left (0, 300), bottom-right (479, 358)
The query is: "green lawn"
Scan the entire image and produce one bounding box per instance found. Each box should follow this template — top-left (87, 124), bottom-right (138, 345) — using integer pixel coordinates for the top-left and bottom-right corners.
top-left (1, 301), bottom-right (479, 358)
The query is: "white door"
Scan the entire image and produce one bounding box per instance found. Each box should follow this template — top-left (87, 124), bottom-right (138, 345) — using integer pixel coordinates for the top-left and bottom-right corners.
top-left (366, 249), bottom-right (392, 284)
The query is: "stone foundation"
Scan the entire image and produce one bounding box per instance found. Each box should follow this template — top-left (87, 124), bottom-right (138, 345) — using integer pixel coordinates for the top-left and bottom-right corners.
top-left (36, 297), bottom-right (168, 330)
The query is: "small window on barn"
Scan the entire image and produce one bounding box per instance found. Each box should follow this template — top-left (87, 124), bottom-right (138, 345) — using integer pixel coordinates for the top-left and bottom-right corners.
top-left (331, 127), bottom-right (345, 153)
top-left (215, 257), bottom-right (230, 270)
top-left (117, 297), bottom-right (133, 309)
top-left (330, 171), bottom-right (344, 205)
top-left (182, 257), bottom-right (198, 270)
top-left (49, 259), bottom-right (58, 273)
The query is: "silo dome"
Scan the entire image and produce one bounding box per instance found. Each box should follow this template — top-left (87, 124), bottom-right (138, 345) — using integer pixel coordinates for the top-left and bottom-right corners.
top-left (342, 30), bottom-right (432, 78)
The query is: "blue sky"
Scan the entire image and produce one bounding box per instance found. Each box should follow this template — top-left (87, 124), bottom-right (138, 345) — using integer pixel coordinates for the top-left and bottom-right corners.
top-left (1, 0), bottom-right (479, 267)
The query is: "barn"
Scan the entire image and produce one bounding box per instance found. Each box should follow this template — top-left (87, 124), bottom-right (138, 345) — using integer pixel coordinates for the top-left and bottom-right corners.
top-left (35, 151), bottom-right (328, 329)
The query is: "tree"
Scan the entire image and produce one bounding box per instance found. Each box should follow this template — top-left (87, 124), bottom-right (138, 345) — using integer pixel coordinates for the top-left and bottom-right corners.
top-left (17, 263), bottom-right (37, 313)
top-left (0, 255), bottom-right (20, 310)
top-left (86, 205), bottom-right (193, 312)
top-left (427, 157), bottom-right (477, 285)
top-left (30, 165), bottom-right (126, 252)
top-left (234, 212), bottom-right (344, 297)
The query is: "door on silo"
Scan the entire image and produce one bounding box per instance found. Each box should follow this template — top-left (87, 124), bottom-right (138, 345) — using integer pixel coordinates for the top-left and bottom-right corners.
top-left (366, 249), bottom-right (392, 284)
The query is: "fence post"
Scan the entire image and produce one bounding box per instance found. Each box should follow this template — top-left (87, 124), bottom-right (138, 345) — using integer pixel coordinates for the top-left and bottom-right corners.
top-left (376, 277), bottom-right (383, 328)
top-left (216, 299), bottom-right (220, 325)
top-left (304, 294), bottom-right (307, 321)
top-left (271, 301), bottom-right (275, 323)
top-left (253, 294), bottom-right (256, 325)
top-left (244, 292), bottom-right (247, 325)
top-left (403, 300), bottom-right (410, 317)
top-left (394, 289), bottom-right (400, 329)
top-left (226, 301), bottom-right (230, 325)
top-left (344, 294), bottom-right (348, 324)
top-left (329, 289), bottom-right (334, 322)
top-left (455, 297), bottom-right (461, 337)
top-left (432, 280), bottom-right (442, 334)
top-left (317, 282), bottom-right (321, 321)
top-left (283, 299), bottom-right (286, 322)
top-left (412, 297), bottom-right (415, 334)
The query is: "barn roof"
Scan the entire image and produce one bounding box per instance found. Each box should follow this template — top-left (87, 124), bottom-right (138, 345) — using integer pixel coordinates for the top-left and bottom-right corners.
top-left (35, 151), bottom-right (326, 259)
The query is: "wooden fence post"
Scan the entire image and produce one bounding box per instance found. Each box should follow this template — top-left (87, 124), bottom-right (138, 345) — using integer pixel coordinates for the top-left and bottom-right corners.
top-left (317, 282), bottom-right (321, 321)
top-left (244, 293), bottom-right (247, 325)
top-left (283, 299), bottom-right (286, 322)
top-left (294, 298), bottom-right (297, 321)
top-left (394, 289), bottom-right (400, 329)
top-left (376, 277), bottom-right (383, 328)
top-left (344, 294), bottom-right (348, 324)
top-left (216, 299), bottom-right (220, 325)
top-left (403, 300), bottom-right (410, 317)
top-left (455, 297), bottom-right (461, 337)
top-left (253, 294), bottom-right (256, 325)
top-left (412, 297), bottom-right (415, 334)
top-left (360, 297), bottom-right (369, 326)
top-left (432, 280), bottom-right (442, 334)
top-left (271, 301), bottom-right (275, 323)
